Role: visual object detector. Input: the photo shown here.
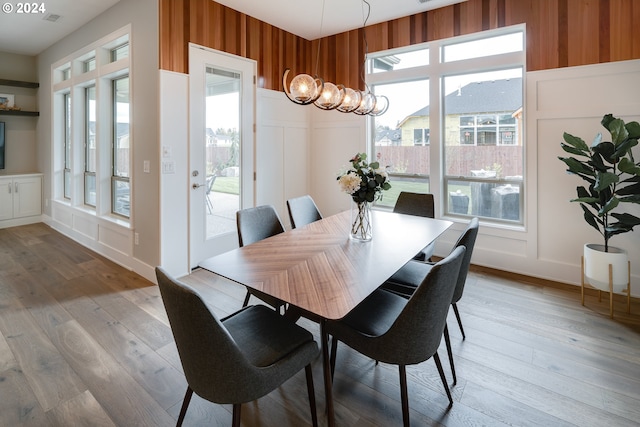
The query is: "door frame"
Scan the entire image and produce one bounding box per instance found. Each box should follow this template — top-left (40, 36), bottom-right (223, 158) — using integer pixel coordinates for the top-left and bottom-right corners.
top-left (188, 44), bottom-right (256, 268)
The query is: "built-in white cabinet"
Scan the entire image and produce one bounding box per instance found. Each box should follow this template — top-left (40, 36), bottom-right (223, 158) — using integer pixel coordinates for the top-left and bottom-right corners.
top-left (0, 173), bottom-right (42, 226)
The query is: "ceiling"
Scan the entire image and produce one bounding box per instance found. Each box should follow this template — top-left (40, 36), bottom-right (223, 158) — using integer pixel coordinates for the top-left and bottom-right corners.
top-left (0, 0), bottom-right (466, 56)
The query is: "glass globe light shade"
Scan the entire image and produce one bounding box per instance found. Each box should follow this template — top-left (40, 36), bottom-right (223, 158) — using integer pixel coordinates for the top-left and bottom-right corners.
top-left (337, 87), bottom-right (361, 113)
top-left (354, 91), bottom-right (376, 115)
top-left (290, 74), bottom-right (318, 103)
top-left (315, 82), bottom-right (343, 109)
top-left (369, 95), bottom-right (389, 116)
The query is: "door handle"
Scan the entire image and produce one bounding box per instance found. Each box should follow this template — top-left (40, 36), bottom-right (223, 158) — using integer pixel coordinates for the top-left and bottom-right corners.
top-left (192, 183), bottom-right (204, 189)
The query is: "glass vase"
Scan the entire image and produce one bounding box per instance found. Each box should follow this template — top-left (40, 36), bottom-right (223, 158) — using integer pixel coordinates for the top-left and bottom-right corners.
top-left (350, 201), bottom-right (372, 241)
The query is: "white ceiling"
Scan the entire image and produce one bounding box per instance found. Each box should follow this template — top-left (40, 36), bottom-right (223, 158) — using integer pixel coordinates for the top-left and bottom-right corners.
top-left (0, 0), bottom-right (466, 56)
top-left (0, 0), bottom-right (121, 55)
top-left (215, 0), bottom-right (467, 40)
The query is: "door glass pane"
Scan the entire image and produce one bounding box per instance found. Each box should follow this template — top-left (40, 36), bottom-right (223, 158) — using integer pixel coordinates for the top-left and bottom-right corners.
top-left (372, 79), bottom-right (430, 208)
top-left (205, 67), bottom-right (240, 239)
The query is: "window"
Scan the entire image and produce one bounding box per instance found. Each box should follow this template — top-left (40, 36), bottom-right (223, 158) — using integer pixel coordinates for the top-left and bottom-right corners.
top-left (52, 27), bottom-right (130, 222)
top-left (111, 43), bottom-right (129, 62)
top-left (84, 85), bottom-right (96, 206)
top-left (370, 78), bottom-right (431, 207)
top-left (367, 26), bottom-right (525, 223)
top-left (63, 93), bottom-right (71, 199)
top-left (112, 76), bottom-right (130, 217)
top-left (62, 67), bottom-right (71, 81)
top-left (414, 128), bottom-right (429, 145)
top-left (83, 58), bottom-right (96, 73)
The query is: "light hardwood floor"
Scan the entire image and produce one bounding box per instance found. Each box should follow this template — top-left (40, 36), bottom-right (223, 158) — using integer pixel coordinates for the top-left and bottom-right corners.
top-left (0, 223), bottom-right (639, 426)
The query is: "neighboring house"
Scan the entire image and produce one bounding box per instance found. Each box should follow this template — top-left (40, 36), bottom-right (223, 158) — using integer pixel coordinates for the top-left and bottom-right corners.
top-left (376, 128), bottom-right (401, 146)
top-left (391, 78), bottom-right (523, 147)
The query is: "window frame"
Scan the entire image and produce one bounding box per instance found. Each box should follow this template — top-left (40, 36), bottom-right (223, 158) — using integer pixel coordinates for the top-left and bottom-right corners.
top-left (366, 24), bottom-right (526, 226)
top-left (51, 25), bottom-right (131, 223)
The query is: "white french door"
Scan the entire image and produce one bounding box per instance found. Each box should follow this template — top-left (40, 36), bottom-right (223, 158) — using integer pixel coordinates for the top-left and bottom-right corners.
top-left (189, 45), bottom-right (256, 268)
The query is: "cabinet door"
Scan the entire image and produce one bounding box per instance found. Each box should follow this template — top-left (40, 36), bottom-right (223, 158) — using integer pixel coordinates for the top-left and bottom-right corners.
top-left (0, 178), bottom-right (12, 220)
top-left (13, 176), bottom-right (42, 218)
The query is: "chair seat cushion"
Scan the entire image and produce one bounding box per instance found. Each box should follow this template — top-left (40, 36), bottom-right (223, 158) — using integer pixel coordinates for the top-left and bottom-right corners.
top-left (389, 260), bottom-right (434, 287)
top-left (382, 260), bottom-right (434, 298)
top-left (223, 305), bottom-right (314, 367)
top-left (339, 289), bottom-right (408, 337)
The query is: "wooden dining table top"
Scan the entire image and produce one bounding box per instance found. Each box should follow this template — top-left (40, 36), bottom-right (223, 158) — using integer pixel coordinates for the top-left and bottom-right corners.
top-left (198, 209), bottom-right (453, 320)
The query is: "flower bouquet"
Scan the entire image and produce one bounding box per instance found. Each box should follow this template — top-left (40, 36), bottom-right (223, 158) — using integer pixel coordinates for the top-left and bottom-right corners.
top-left (337, 153), bottom-right (391, 240)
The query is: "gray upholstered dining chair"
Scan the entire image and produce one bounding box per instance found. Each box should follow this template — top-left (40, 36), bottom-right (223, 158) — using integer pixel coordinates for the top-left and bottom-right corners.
top-left (236, 205), bottom-right (287, 311)
top-left (327, 246), bottom-right (466, 426)
top-left (393, 191), bottom-right (436, 262)
top-left (155, 267), bottom-right (319, 427)
top-left (286, 195), bottom-right (323, 229)
top-left (381, 217), bottom-right (479, 384)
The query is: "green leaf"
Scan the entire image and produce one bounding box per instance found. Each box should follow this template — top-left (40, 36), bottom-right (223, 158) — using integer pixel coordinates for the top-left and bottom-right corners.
top-left (369, 161), bottom-right (379, 170)
top-left (559, 157), bottom-right (595, 176)
top-left (612, 138), bottom-right (638, 160)
top-left (560, 143), bottom-right (588, 157)
top-left (563, 132), bottom-right (590, 151)
top-left (618, 158), bottom-right (640, 175)
top-left (599, 196), bottom-right (619, 215)
top-left (594, 171), bottom-right (618, 192)
top-left (580, 204), bottom-right (602, 232)
top-left (592, 141), bottom-right (616, 164)
top-left (571, 196), bottom-right (599, 203)
top-left (601, 113), bottom-right (615, 129)
top-left (611, 212), bottom-right (640, 226)
top-left (382, 182), bottom-right (391, 190)
top-left (608, 118), bottom-right (629, 145)
top-left (625, 120), bottom-right (640, 139)
top-left (618, 194), bottom-right (640, 204)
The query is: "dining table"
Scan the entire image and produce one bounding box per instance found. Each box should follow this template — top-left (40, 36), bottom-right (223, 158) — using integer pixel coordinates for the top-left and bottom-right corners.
top-left (198, 208), bottom-right (453, 426)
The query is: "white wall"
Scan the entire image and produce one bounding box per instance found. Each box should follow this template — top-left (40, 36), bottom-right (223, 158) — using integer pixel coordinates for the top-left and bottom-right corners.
top-left (528, 59), bottom-right (640, 296)
top-left (257, 89), bottom-right (312, 227)
top-left (37, 0), bottom-right (159, 282)
top-left (159, 70), bottom-right (189, 277)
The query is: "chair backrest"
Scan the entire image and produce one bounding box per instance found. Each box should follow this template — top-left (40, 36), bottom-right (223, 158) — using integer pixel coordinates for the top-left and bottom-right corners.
top-left (236, 205), bottom-right (285, 247)
top-left (155, 267), bottom-right (258, 403)
top-left (393, 192), bottom-right (435, 218)
top-left (451, 217), bottom-right (479, 303)
top-left (287, 195), bottom-right (323, 229)
top-left (378, 246), bottom-right (466, 365)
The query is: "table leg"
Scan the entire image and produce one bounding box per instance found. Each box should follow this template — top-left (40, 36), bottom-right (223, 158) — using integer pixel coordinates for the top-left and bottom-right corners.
top-left (321, 320), bottom-right (335, 427)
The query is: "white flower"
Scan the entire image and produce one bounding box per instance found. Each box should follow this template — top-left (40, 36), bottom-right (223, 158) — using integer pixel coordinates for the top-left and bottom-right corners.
top-left (338, 173), bottom-right (362, 195)
top-left (375, 168), bottom-right (388, 180)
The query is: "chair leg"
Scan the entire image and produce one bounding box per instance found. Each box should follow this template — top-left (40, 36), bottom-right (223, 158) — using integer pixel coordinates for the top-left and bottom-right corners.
top-left (399, 365), bottom-right (410, 427)
top-left (452, 303), bottom-right (465, 339)
top-left (242, 289), bottom-right (251, 307)
top-left (329, 337), bottom-right (338, 380)
top-left (176, 387), bottom-right (193, 427)
top-left (232, 403), bottom-right (241, 427)
top-left (443, 324), bottom-right (456, 385)
top-left (433, 353), bottom-right (453, 405)
top-left (305, 364), bottom-right (319, 427)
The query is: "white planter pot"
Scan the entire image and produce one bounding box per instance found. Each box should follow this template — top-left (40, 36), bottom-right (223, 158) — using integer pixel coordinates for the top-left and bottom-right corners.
top-left (583, 244), bottom-right (629, 292)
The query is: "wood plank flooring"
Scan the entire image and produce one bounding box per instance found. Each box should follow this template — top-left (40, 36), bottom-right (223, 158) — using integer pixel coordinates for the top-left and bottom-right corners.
top-left (1, 223), bottom-right (639, 426)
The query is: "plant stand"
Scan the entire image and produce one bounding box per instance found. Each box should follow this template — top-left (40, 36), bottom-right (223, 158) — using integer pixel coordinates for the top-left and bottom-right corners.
top-left (581, 256), bottom-right (631, 319)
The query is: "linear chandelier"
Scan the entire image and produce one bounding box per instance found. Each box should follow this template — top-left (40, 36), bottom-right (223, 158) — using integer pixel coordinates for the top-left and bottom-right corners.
top-left (282, 0), bottom-right (389, 116)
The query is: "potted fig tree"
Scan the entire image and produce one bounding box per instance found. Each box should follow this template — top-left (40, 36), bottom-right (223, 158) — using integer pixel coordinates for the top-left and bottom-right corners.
top-left (559, 113), bottom-right (640, 292)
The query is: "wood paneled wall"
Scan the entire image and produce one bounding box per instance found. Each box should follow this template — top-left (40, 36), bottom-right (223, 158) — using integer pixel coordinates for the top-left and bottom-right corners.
top-left (160, 0), bottom-right (640, 91)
